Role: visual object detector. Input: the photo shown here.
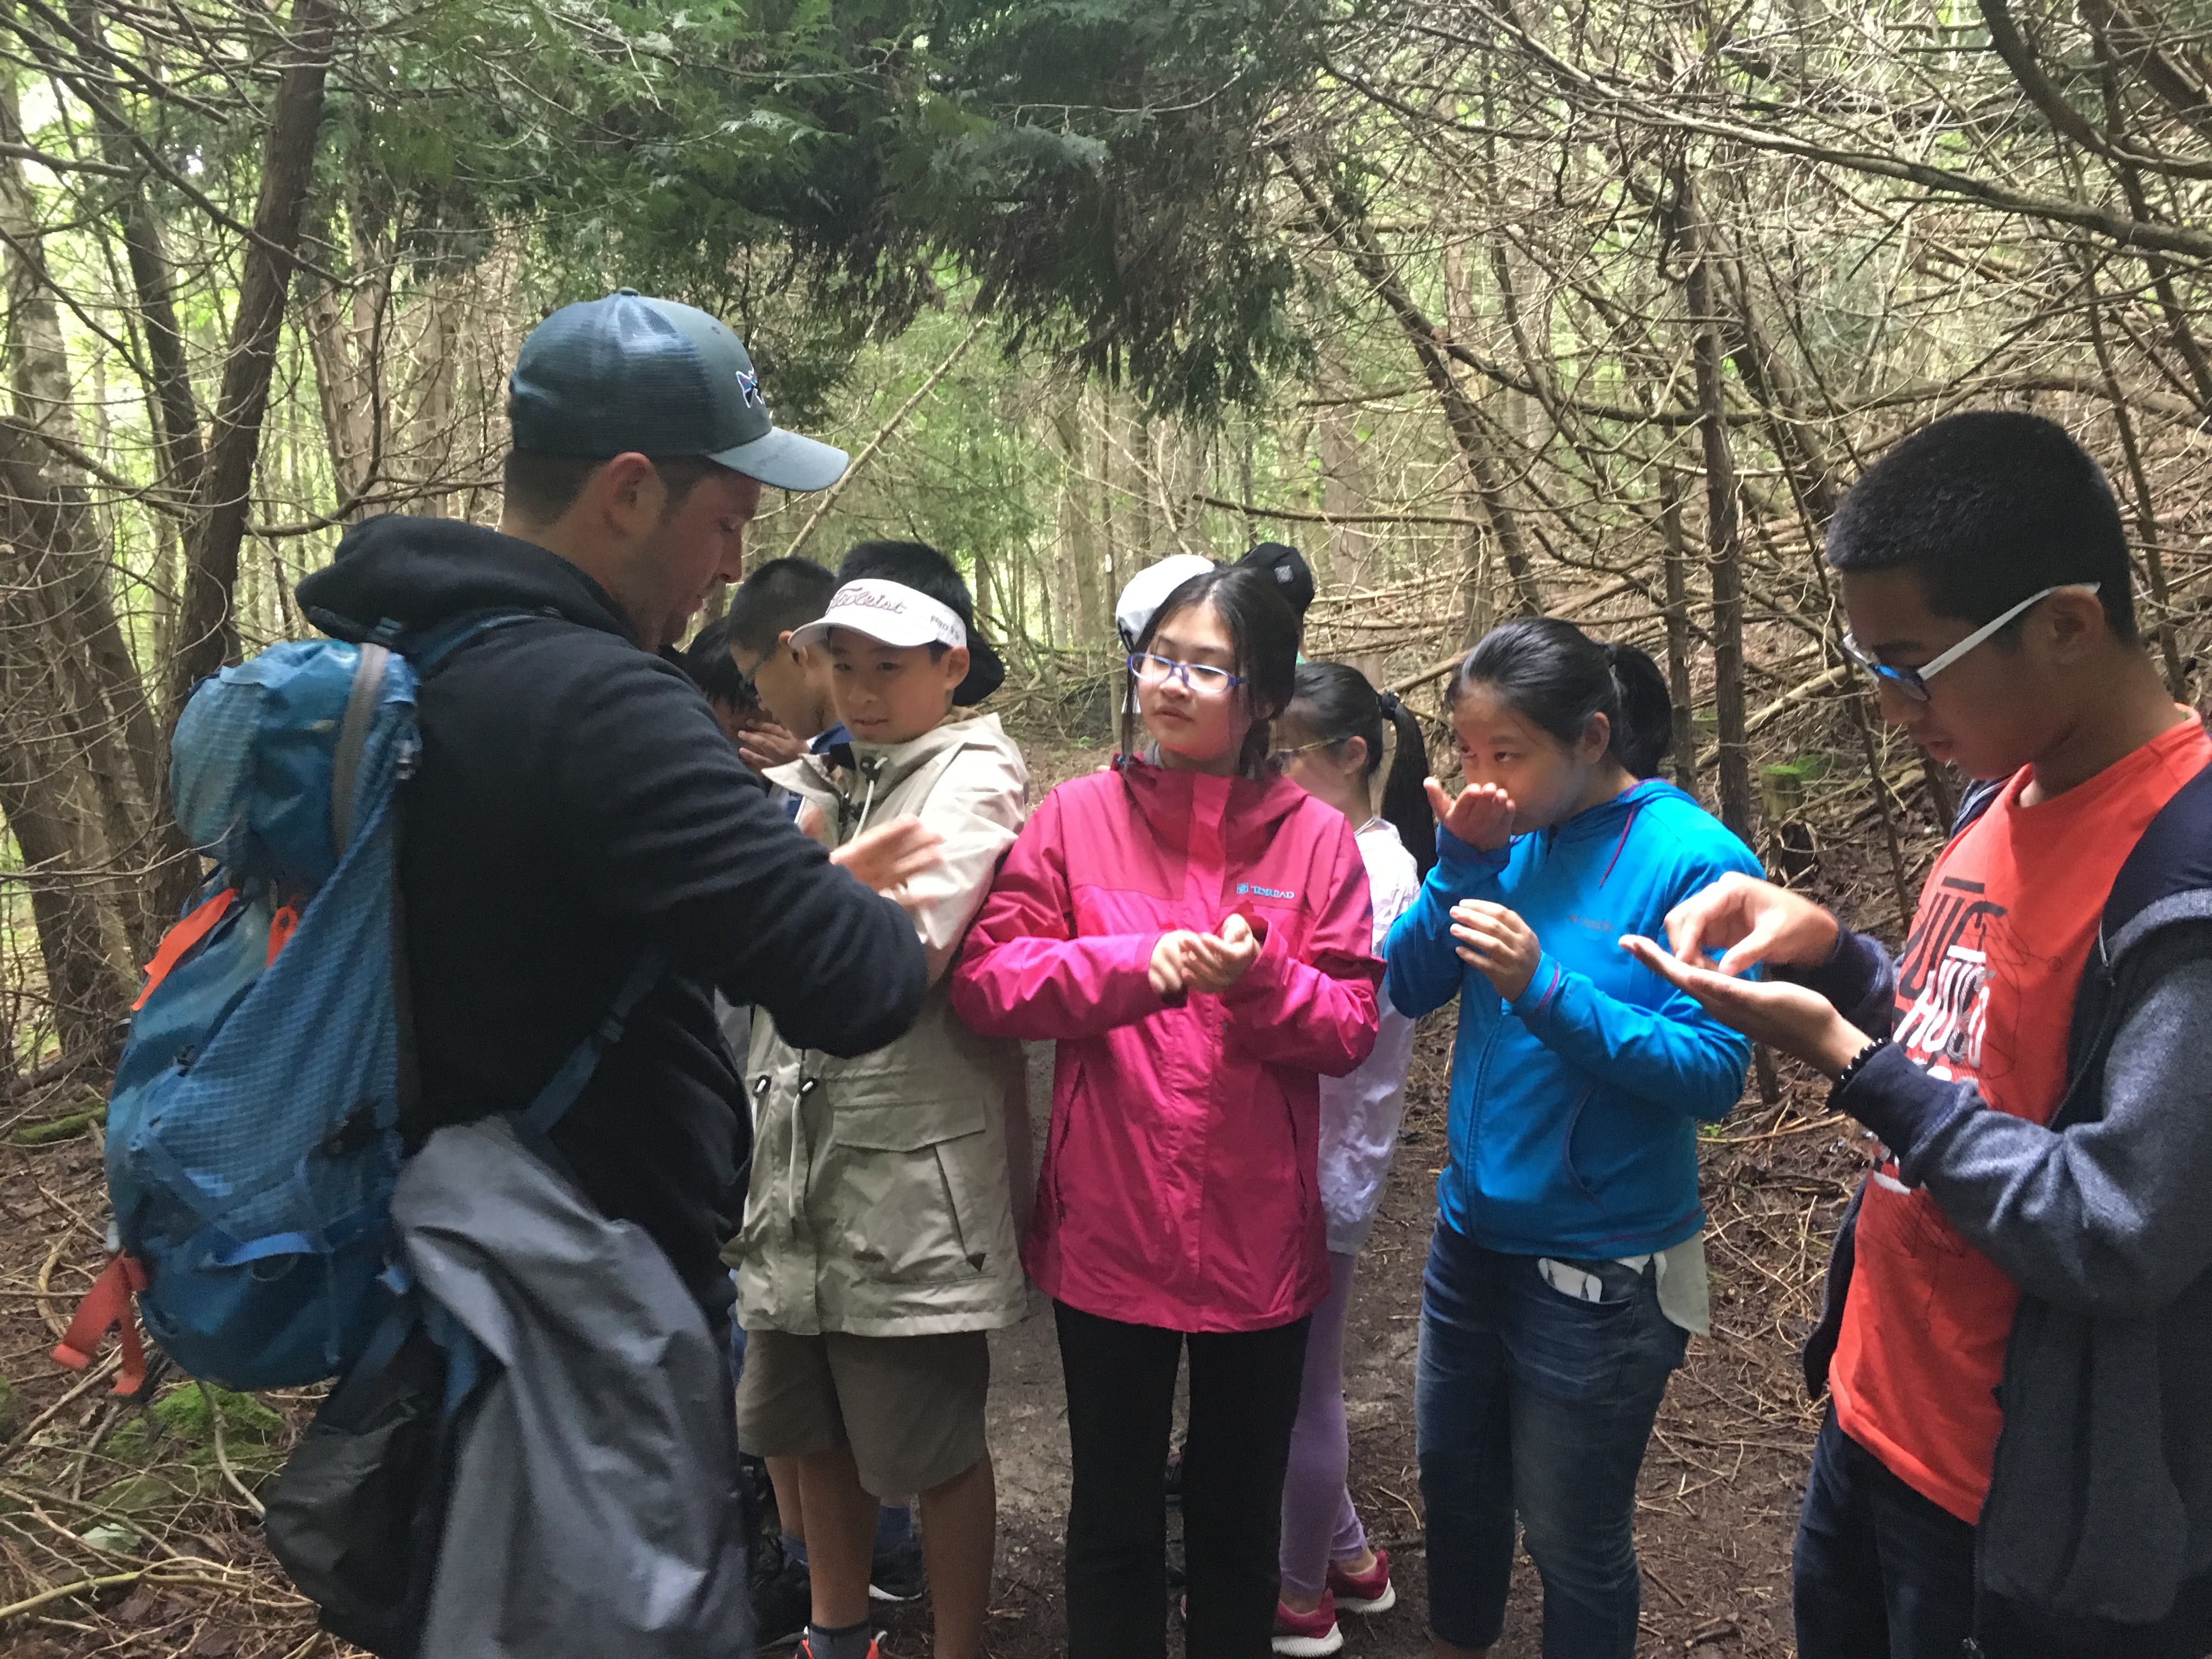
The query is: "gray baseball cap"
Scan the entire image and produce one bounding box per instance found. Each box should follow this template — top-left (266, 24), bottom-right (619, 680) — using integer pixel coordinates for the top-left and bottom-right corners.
top-left (508, 290), bottom-right (848, 492)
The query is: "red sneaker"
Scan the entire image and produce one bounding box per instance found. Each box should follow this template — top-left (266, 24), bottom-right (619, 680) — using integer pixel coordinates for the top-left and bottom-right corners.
top-left (1272, 1589), bottom-right (1343, 1657)
top-left (796, 1635), bottom-right (880, 1659)
top-left (1326, 1547), bottom-right (1397, 1615)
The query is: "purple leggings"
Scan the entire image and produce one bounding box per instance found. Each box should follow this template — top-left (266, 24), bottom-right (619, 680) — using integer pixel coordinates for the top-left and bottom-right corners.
top-left (1278, 1250), bottom-right (1372, 1599)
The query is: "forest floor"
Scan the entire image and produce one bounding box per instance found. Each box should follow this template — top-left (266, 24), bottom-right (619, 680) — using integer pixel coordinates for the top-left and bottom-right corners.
top-left (0, 735), bottom-right (1875, 1659)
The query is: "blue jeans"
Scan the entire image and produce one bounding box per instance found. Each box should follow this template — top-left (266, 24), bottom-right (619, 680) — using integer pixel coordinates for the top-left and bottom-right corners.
top-left (1415, 1221), bottom-right (1686, 1658)
top-left (1795, 1408), bottom-right (2212, 1659)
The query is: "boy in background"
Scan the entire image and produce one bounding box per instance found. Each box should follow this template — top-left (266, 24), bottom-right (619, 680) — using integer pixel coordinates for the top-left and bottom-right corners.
top-left (729, 556), bottom-right (852, 783)
top-left (728, 541), bottom-right (1030, 1659)
top-left (1631, 411), bottom-right (2212, 1658)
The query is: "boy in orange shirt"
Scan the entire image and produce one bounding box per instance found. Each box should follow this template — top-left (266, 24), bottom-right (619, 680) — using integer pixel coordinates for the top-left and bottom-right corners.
top-left (1630, 412), bottom-right (2212, 1658)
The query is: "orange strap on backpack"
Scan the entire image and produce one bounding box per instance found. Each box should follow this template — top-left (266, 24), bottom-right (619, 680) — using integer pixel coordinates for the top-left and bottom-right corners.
top-left (52, 1254), bottom-right (149, 1396)
top-left (132, 887), bottom-right (240, 1012)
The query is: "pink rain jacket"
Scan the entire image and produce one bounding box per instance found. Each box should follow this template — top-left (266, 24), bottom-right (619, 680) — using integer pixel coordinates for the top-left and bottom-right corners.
top-left (950, 758), bottom-right (1382, 1332)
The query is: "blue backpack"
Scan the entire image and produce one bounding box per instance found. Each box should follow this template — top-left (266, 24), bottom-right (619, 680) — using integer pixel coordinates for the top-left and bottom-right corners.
top-left (55, 614), bottom-right (659, 1395)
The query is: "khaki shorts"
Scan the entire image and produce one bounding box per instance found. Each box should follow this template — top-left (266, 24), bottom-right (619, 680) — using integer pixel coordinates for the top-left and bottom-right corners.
top-left (735, 1328), bottom-right (990, 1499)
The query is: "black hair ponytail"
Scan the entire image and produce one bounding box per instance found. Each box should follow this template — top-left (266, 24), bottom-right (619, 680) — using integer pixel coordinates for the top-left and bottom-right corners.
top-left (1286, 662), bottom-right (1438, 876)
top-left (1600, 642), bottom-right (1674, 778)
top-left (1447, 617), bottom-right (1675, 780)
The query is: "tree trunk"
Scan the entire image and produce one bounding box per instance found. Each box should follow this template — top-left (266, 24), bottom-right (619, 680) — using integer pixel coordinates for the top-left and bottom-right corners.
top-left (172, 0), bottom-right (338, 710)
top-left (1657, 463), bottom-right (1702, 802)
top-left (1051, 399), bottom-right (1105, 645)
top-left (1684, 188), bottom-right (1755, 849)
top-left (65, 0), bottom-right (204, 505)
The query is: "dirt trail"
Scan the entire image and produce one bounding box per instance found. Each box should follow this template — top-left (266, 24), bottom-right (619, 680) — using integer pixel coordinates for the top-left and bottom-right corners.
top-left (862, 1021), bottom-right (1855, 1659)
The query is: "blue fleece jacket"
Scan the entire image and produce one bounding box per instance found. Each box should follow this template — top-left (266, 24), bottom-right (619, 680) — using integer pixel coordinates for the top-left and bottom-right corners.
top-left (1385, 778), bottom-right (1760, 1257)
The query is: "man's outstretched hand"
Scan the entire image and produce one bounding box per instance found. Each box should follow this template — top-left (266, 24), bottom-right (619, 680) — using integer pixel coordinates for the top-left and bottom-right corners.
top-left (1620, 935), bottom-right (1867, 1076)
top-left (1660, 871), bottom-right (1841, 979)
top-left (1425, 777), bottom-right (1515, 852)
top-left (832, 816), bottom-right (943, 909)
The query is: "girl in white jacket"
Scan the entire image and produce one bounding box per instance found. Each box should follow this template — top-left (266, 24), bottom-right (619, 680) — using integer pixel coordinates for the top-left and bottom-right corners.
top-left (1267, 663), bottom-right (1436, 1657)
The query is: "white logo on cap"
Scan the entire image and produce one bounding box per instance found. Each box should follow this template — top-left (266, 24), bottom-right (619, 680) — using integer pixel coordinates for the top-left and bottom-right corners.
top-left (792, 579), bottom-right (968, 652)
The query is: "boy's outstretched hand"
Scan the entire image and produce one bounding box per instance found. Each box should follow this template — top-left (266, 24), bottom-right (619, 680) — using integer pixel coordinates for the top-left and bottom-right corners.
top-left (1619, 935), bottom-right (1867, 1076)
top-left (832, 816), bottom-right (944, 909)
top-left (1660, 871), bottom-right (1841, 978)
top-left (1425, 777), bottom-right (1516, 851)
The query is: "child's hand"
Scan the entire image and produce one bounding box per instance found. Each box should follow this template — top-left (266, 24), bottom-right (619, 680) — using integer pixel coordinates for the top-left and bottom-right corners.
top-left (1621, 935), bottom-right (1867, 1074)
top-left (1426, 777), bottom-right (1515, 851)
top-left (1452, 900), bottom-right (1541, 1001)
top-left (1150, 930), bottom-right (1204, 998)
top-left (739, 718), bottom-right (808, 774)
top-left (1662, 872), bottom-right (1840, 977)
top-left (1183, 913), bottom-right (1261, 993)
top-left (832, 816), bottom-right (943, 907)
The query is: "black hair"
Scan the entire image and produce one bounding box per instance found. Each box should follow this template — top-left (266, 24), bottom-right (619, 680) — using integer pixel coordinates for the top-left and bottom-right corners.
top-left (1124, 566), bottom-right (1301, 777)
top-left (1825, 410), bottom-right (2136, 643)
top-left (1447, 617), bottom-right (1675, 780)
top-left (726, 556), bottom-right (837, 658)
top-left (501, 450), bottom-right (725, 527)
top-left (836, 539), bottom-right (1007, 704)
top-left (1284, 662), bottom-right (1437, 876)
top-left (1234, 541), bottom-right (1316, 620)
top-left (677, 616), bottom-right (756, 712)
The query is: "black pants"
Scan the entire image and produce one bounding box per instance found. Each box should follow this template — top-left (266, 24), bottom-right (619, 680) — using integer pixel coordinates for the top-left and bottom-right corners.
top-left (1054, 1299), bottom-right (1311, 1659)
top-left (1795, 1408), bottom-right (2212, 1659)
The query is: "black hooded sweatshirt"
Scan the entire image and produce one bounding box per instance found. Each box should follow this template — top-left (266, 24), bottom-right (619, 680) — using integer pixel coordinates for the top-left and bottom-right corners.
top-left (295, 516), bottom-right (927, 1319)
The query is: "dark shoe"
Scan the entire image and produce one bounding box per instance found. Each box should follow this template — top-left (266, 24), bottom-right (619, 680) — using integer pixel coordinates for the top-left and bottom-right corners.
top-left (868, 1533), bottom-right (927, 1603)
top-left (751, 1542), bottom-right (812, 1649)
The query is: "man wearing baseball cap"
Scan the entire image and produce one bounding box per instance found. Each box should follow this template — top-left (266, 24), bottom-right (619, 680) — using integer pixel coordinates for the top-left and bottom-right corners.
top-left (294, 292), bottom-right (940, 1642)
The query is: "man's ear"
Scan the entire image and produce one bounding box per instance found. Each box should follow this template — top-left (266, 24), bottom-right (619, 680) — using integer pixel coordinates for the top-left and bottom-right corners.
top-left (593, 452), bottom-right (660, 539)
top-left (942, 644), bottom-right (971, 690)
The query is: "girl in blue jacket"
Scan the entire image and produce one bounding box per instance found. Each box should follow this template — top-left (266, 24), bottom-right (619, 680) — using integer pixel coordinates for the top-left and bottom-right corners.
top-left (1385, 619), bottom-right (1759, 1659)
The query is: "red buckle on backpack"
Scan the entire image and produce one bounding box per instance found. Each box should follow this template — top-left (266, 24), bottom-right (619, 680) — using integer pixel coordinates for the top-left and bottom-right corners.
top-left (53, 1254), bottom-right (150, 1396)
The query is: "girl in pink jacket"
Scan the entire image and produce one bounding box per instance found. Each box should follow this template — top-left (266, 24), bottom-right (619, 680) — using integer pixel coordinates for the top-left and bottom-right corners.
top-left (952, 566), bottom-right (1382, 1659)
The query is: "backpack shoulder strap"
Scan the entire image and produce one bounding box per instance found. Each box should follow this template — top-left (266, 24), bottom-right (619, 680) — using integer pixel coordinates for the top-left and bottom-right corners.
top-left (1949, 777), bottom-right (2002, 844)
top-left (518, 949), bottom-right (668, 1137)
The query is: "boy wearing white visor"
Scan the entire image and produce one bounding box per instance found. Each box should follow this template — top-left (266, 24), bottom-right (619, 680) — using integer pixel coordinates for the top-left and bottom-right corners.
top-left (726, 541), bottom-right (1030, 1659)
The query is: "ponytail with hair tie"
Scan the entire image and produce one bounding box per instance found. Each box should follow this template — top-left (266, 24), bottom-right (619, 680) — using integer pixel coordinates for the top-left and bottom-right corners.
top-left (1286, 663), bottom-right (1438, 876)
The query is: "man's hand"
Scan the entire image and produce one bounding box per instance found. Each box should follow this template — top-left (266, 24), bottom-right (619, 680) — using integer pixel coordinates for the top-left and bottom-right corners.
top-left (1452, 900), bottom-right (1542, 1001)
top-left (831, 816), bottom-right (943, 906)
top-left (1662, 872), bottom-right (1841, 978)
top-left (1425, 777), bottom-right (1515, 852)
top-left (1183, 913), bottom-right (1262, 994)
top-left (1150, 930), bottom-right (1204, 998)
top-left (1620, 936), bottom-right (1868, 1074)
top-left (738, 718), bottom-right (808, 774)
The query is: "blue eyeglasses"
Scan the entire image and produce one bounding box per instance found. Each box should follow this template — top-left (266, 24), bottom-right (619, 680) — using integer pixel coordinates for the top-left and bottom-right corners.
top-left (1841, 583), bottom-right (2099, 703)
top-left (1127, 652), bottom-right (1245, 696)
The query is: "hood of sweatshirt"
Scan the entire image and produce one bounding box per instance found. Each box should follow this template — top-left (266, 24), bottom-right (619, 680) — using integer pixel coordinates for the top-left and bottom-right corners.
top-left (294, 514), bottom-right (635, 646)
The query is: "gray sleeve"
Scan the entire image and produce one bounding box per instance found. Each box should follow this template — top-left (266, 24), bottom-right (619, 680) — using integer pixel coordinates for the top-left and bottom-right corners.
top-left (1777, 927), bottom-right (1897, 1039)
top-left (1904, 953), bottom-right (2212, 1317)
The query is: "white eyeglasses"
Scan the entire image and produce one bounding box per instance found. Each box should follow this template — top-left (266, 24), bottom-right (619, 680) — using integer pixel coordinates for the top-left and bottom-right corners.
top-left (1841, 584), bottom-right (2100, 703)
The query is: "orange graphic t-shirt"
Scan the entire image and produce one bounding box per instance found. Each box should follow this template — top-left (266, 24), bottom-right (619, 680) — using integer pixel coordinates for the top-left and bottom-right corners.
top-left (1831, 714), bottom-right (2211, 1523)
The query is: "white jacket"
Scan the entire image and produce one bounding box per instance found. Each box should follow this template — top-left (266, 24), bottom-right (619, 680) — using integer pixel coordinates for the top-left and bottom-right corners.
top-left (1321, 819), bottom-right (1420, 1255)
